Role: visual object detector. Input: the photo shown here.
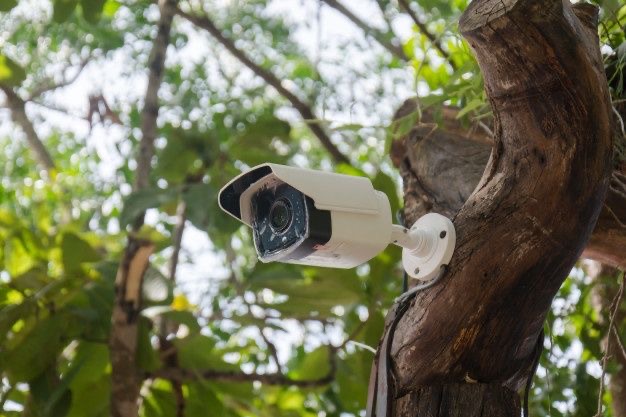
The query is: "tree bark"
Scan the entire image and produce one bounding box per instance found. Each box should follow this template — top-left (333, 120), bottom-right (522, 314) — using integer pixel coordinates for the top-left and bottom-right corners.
top-left (394, 383), bottom-right (520, 417)
top-left (384, 0), bottom-right (613, 415)
top-left (392, 101), bottom-right (626, 269)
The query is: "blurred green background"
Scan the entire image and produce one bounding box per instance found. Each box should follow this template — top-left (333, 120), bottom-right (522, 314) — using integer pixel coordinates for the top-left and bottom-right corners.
top-left (0, 0), bottom-right (625, 416)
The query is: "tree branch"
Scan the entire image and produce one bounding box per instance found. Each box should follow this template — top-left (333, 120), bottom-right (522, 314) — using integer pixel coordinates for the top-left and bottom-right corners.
top-left (109, 2), bottom-right (177, 417)
top-left (135, 0), bottom-right (177, 196)
top-left (397, 0), bottom-right (456, 70)
top-left (28, 58), bottom-right (89, 100)
top-left (392, 100), bottom-right (626, 269)
top-left (259, 327), bottom-right (283, 374)
top-left (320, 0), bottom-right (408, 61)
top-left (1, 86), bottom-right (56, 172)
top-left (146, 366), bottom-right (335, 387)
top-left (168, 199), bottom-right (186, 282)
top-left (160, 198), bottom-right (186, 337)
top-left (175, 7), bottom-right (351, 165)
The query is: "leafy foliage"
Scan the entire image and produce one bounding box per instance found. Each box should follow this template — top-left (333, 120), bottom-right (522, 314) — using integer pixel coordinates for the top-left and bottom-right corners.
top-left (0, 0), bottom-right (625, 416)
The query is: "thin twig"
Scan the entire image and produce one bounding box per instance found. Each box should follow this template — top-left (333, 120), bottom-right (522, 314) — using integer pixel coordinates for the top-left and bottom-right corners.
top-left (176, 7), bottom-right (350, 165)
top-left (613, 106), bottom-right (626, 140)
top-left (28, 99), bottom-right (87, 120)
top-left (612, 323), bottom-right (626, 362)
top-left (0, 86), bottom-right (56, 172)
top-left (396, 0), bottom-right (456, 70)
top-left (168, 200), bottom-right (187, 282)
top-left (604, 203), bottom-right (626, 229)
top-left (28, 58), bottom-right (90, 99)
top-left (336, 317), bottom-right (368, 351)
top-left (260, 327), bottom-right (283, 374)
top-left (320, 0), bottom-right (407, 61)
top-left (596, 271), bottom-right (625, 417)
top-left (477, 121), bottom-right (493, 138)
top-left (159, 199), bottom-right (187, 338)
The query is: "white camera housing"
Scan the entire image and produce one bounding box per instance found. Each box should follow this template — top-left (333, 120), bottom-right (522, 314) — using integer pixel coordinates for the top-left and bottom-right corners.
top-left (218, 163), bottom-right (456, 281)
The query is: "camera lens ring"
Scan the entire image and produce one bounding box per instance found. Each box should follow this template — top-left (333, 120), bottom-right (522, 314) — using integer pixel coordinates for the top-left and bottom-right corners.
top-left (268, 198), bottom-right (293, 234)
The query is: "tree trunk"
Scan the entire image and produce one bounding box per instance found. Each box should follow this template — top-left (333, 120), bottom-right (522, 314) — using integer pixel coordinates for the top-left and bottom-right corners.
top-left (382, 0), bottom-right (613, 415)
top-left (392, 101), bottom-right (626, 270)
top-left (394, 384), bottom-right (520, 417)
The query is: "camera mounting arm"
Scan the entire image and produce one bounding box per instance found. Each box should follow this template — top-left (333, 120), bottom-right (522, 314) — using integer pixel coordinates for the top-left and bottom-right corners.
top-left (390, 213), bottom-right (456, 281)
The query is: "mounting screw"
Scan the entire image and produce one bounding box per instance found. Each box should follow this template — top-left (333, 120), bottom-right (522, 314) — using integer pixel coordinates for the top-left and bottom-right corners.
top-left (440, 230), bottom-right (447, 239)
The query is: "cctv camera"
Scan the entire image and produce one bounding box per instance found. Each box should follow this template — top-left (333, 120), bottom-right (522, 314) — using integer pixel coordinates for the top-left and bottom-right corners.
top-left (218, 163), bottom-right (456, 281)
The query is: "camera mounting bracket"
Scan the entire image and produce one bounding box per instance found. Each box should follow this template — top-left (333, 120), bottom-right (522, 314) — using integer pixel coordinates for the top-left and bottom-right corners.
top-left (390, 213), bottom-right (456, 281)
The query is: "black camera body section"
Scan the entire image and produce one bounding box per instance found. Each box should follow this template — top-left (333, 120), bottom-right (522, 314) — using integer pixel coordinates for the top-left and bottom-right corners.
top-left (252, 184), bottom-right (331, 262)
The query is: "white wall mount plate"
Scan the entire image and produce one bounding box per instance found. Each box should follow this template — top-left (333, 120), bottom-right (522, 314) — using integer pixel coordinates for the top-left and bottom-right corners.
top-left (402, 213), bottom-right (456, 281)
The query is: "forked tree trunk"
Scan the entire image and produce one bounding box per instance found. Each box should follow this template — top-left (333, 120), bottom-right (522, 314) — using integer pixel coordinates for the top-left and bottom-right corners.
top-left (385, 0), bottom-right (613, 414)
top-left (391, 103), bottom-right (626, 270)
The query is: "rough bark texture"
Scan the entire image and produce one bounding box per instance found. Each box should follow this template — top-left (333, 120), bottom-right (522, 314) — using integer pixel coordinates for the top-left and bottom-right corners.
top-left (394, 384), bottom-right (520, 417)
top-left (385, 0), bottom-right (613, 414)
top-left (109, 240), bottom-right (155, 417)
top-left (392, 100), bottom-right (626, 269)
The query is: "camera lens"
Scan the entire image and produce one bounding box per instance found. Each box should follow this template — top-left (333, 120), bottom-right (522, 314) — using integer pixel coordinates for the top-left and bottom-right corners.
top-left (269, 198), bottom-right (292, 233)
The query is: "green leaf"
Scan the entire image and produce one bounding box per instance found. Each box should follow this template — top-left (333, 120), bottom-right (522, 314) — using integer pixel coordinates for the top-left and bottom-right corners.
top-left (456, 98), bottom-right (485, 119)
top-left (4, 315), bottom-right (64, 383)
top-left (68, 342), bottom-right (110, 388)
top-left (250, 265), bottom-right (362, 315)
top-left (137, 317), bottom-right (161, 372)
top-left (336, 350), bottom-right (370, 412)
top-left (287, 346), bottom-right (331, 381)
top-left (4, 236), bottom-right (36, 276)
top-left (143, 307), bottom-right (201, 333)
top-left (61, 232), bottom-right (101, 272)
top-left (373, 171), bottom-right (400, 219)
top-left (67, 375), bottom-right (110, 417)
top-left (175, 334), bottom-right (234, 371)
top-left (176, 334), bottom-right (216, 368)
top-left (119, 187), bottom-right (178, 228)
top-left (389, 107), bottom-right (419, 139)
top-left (53, 0), bottom-right (79, 23)
top-left (80, 0), bottom-right (106, 23)
top-left (155, 137), bottom-right (199, 184)
top-left (141, 380), bottom-right (176, 417)
top-left (0, 54), bottom-right (25, 87)
top-left (29, 366), bottom-right (73, 417)
top-left (186, 383), bottom-right (226, 417)
top-left (102, 0), bottom-right (120, 17)
top-left (0, 299), bottom-right (35, 344)
top-left (362, 310), bottom-right (385, 349)
top-left (0, 0), bottom-right (18, 12)
top-left (182, 183), bottom-right (213, 230)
